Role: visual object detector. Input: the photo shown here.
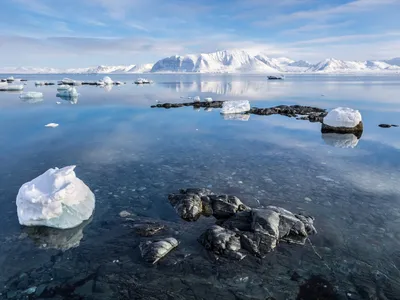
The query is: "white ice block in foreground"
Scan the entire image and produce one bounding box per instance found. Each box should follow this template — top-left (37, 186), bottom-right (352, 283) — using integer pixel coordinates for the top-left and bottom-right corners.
top-left (1, 85), bottom-right (24, 91)
top-left (193, 96), bottom-right (201, 102)
top-left (323, 107), bottom-right (362, 128)
top-left (103, 76), bottom-right (113, 85)
top-left (204, 97), bottom-right (213, 102)
top-left (20, 92), bottom-right (43, 99)
top-left (16, 166), bottom-right (95, 229)
top-left (220, 100), bottom-right (250, 114)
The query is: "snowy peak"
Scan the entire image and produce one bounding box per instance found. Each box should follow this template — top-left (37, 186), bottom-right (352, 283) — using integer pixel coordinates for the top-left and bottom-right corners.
top-left (308, 58), bottom-right (400, 73)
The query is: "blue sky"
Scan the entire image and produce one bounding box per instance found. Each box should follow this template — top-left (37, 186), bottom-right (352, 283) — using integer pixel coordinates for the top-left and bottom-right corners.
top-left (1, 0), bottom-right (400, 67)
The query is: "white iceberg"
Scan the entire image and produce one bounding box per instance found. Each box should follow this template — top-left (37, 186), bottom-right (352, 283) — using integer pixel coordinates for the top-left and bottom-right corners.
top-left (323, 107), bottom-right (362, 128)
top-left (322, 133), bottom-right (359, 148)
top-left (45, 123), bottom-right (59, 127)
top-left (35, 81), bottom-right (45, 86)
top-left (57, 85), bottom-right (71, 91)
top-left (16, 166), bottom-right (95, 229)
top-left (220, 100), bottom-right (250, 114)
top-left (193, 96), bottom-right (201, 102)
top-left (103, 76), bottom-right (113, 85)
top-left (56, 87), bottom-right (79, 98)
top-left (5, 85), bottom-right (24, 91)
top-left (20, 92), bottom-right (43, 100)
top-left (222, 113), bottom-right (250, 121)
top-left (204, 97), bottom-right (213, 102)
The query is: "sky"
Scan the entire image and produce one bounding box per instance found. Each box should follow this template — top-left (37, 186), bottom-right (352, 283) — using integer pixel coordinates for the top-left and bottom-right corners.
top-left (1, 0), bottom-right (400, 68)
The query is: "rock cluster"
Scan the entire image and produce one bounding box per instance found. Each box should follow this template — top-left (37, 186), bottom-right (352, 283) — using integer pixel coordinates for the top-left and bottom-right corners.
top-left (139, 237), bottom-right (179, 264)
top-left (151, 101), bottom-right (224, 109)
top-left (168, 188), bottom-right (316, 259)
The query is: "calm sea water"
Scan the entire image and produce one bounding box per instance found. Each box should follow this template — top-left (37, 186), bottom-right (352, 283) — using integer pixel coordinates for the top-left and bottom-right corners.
top-left (0, 74), bottom-right (400, 299)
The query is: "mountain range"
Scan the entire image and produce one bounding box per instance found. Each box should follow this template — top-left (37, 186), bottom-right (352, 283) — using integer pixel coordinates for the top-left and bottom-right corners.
top-left (1, 50), bottom-right (400, 74)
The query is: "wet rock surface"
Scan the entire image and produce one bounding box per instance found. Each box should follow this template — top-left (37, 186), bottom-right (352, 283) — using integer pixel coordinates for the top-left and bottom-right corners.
top-left (296, 275), bottom-right (340, 300)
top-left (139, 237), bottom-right (179, 264)
top-left (321, 122), bottom-right (364, 138)
top-left (133, 223), bottom-right (165, 237)
top-left (151, 101), bottom-right (224, 109)
top-left (379, 124), bottom-right (399, 128)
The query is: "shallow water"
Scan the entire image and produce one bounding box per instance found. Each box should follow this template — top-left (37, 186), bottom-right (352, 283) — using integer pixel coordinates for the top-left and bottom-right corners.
top-left (1, 74), bottom-right (400, 299)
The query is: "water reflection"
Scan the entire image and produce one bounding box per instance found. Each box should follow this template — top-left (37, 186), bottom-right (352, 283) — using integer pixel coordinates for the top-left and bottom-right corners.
top-left (321, 133), bottom-right (360, 148)
top-left (20, 97), bottom-right (43, 104)
top-left (222, 114), bottom-right (250, 122)
top-left (103, 85), bottom-right (113, 92)
top-left (23, 218), bottom-right (91, 251)
top-left (56, 95), bottom-right (79, 104)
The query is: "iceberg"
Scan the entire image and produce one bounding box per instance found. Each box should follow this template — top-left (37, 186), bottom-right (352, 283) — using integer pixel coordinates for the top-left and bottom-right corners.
top-left (35, 81), bottom-right (45, 86)
top-left (2, 84), bottom-right (24, 91)
top-left (16, 166), bottom-right (95, 229)
top-left (322, 107), bottom-right (363, 136)
top-left (59, 78), bottom-right (82, 86)
top-left (193, 96), bottom-right (201, 102)
top-left (220, 100), bottom-right (250, 114)
top-left (56, 87), bottom-right (79, 98)
top-left (103, 76), bottom-right (113, 85)
top-left (204, 97), bottom-right (213, 102)
top-left (19, 92), bottom-right (43, 100)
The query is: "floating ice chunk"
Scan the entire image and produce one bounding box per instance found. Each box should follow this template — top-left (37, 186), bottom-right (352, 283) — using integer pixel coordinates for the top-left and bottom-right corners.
top-left (20, 92), bottom-right (43, 100)
top-left (56, 87), bottom-right (79, 98)
top-left (135, 78), bottom-right (153, 84)
top-left (222, 113), bottom-right (250, 121)
top-left (57, 85), bottom-right (71, 91)
top-left (221, 100), bottom-right (250, 114)
top-left (322, 133), bottom-right (359, 148)
top-left (59, 78), bottom-right (82, 86)
top-left (16, 166), bottom-right (95, 229)
top-left (204, 97), bottom-right (213, 102)
top-left (56, 101), bottom-right (61, 104)
top-left (5, 85), bottom-right (24, 91)
top-left (103, 76), bottom-right (113, 85)
top-left (35, 81), bottom-right (45, 86)
top-left (193, 96), bottom-right (201, 102)
top-left (323, 107), bottom-right (362, 128)
top-left (45, 123), bottom-right (59, 128)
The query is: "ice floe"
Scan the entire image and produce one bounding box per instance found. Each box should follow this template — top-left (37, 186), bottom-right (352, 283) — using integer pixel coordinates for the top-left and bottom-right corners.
top-left (16, 166), bottom-right (95, 229)
top-left (220, 100), bottom-right (250, 114)
top-left (19, 92), bottom-right (43, 100)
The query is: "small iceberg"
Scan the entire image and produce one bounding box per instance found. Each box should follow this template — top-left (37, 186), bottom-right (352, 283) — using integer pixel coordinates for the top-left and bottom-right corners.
top-left (57, 85), bottom-right (71, 91)
top-left (45, 123), bottom-right (59, 128)
top-left (0, 84), bottom-right (24, 91)
top-left (103, 76), bottom-right (113, 85)
top-left (322, 107), bottom-right (363, 136)
top-left (56, 87), bottom-right (79, 98)
top-left (222, 114), bottom-right (250, 121)
top-left (20, 92), bottom-right (43, 100)
top-left (7, 76), bottom-right (15, 83)
top-left (193, 96), bottom-right (201, 102)
top-left (204, 97), bottom-right (213, 103)
top-left (16, 166), bottom-right (95, 229)
top-left (220, 100), bottom-right (250, 114)
top-left (135, 78), bottom-right (153, 84)
top-left (322, 133), bottom-right (359, 148)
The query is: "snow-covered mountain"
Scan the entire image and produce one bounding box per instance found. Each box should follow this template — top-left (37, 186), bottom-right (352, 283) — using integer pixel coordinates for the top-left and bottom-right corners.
top-left (307, 58), bottom-right (400, 73)
top-left (151, 50), bottom-right (282, 73)
top-left (1, 50), bottom-right (400, 74)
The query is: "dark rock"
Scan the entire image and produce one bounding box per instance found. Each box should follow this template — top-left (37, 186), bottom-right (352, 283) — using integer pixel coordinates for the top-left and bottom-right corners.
top-left (321, 122), bottom-right (363, 138)
top-left (296, 275), bottom-right (340, 300)
top-left (133, 223), bottom-right (164, 237)
top-left (6, 290), bottom-right (17, 298)
top-left (379, 124), bottom-right (399, 128)
top-left (209, 194), bottom-right (250, 219)
top-left (291, 271), bottom-right (301, 282)
top-left (35, 284), bottom-right (47, 297)
top-left (152, 101), bottom-right (224, 109)
top-left (74, 280), bottom-right (93, 297)
top-left (139, 237), bottom-right (179, 264)
top-left (198, 225), bottom-right (246, 260)
top-left (168, 193), bottom-right (203, 221)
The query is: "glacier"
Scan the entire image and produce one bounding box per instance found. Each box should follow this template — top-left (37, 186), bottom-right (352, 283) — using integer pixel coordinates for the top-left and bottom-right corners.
top-left (16, 166), bottom-right (95, 229)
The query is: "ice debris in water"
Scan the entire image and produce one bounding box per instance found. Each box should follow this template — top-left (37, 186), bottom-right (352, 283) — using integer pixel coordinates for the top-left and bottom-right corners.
top-left (323, 107), bottom-right (362, 128)
top-left (56, 87), bottom-right (79, 98)
top-left (103, 76), bottom-right (113, 85)
top-left (45, 123), bottom-right (59, 128)
top-left (16, 166), bottom-right (95, 229)
top-left (0, 84), bottom-right (24, 91)
top-left (204, 97), bottom-right (213, 102)
top-left (193, 96), bottom-right (201, 102)
top-left (19, 92), bottom-right (43, 100)
top-left (220, 100), bottom-right (250, 114)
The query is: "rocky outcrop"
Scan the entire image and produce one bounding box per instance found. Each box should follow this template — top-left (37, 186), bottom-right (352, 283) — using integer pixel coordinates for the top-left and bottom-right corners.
top-left (168, 188), bottom-right (250, 221)
top-left (139, 237), bottom-right (179, 264)
top-left (168, 188), bottom-right (316, 259)
top-left (379, 124), bottom-right (399, 128)
top-left (151, 101), bottom-right (224, 109)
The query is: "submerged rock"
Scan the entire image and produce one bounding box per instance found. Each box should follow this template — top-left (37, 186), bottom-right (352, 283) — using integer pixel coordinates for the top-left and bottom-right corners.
top-left (379, 124), bottom-right (399, 128)
top-left (168, 188), bottom-right (249, 221)
top-left (296, 275), bottom-right (340, 300)
top-left (139, 237), bottom-right (179, 264)
top-left (16, 166), bottom-right (95, 229)
top-left (322, 107), bottom-right (363, 136)
top-left (133, 223), bottom-right (164, 237)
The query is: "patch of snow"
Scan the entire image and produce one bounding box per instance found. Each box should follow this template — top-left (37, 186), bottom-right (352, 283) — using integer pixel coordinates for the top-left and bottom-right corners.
top-left (16, 166), bottom-right (95, 229)
top-left (221, 100), bottom-right (250, 114)
top-left (323, 107), bottom-right (362, 128)
top-left (204, 97), bottom-right (213, 102)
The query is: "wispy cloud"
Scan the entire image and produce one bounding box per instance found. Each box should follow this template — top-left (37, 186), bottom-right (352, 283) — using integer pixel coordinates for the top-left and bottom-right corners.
top-left (282, 21), bottom-right (353, 35)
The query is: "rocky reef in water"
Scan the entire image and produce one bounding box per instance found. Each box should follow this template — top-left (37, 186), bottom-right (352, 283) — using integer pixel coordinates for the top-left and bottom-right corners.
top-left (168, 188), bottom-right (316, 260)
